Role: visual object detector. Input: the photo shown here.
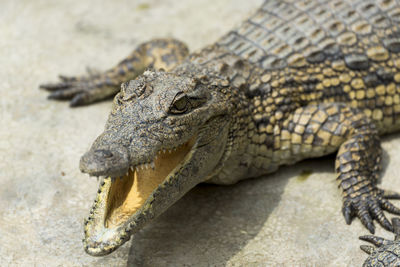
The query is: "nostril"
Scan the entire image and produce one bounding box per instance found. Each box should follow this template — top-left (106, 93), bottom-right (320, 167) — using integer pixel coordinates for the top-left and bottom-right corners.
top-left (94, 149), bottom-right (114, 158)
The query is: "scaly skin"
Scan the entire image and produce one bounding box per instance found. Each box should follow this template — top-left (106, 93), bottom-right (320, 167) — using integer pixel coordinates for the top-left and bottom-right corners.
top-left (360, 218), bottom-right (400, 266)
top-left (41, 0), bottom-right (400, 258)
top-left (40, 38), bottom-right (188, 106)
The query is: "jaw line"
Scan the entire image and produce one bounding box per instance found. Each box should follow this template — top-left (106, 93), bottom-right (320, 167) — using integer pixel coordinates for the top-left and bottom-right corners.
top-left (83, 135), bottom-right (198, 256)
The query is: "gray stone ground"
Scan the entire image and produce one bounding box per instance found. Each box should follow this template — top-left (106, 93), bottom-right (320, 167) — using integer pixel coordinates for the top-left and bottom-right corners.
top-left (2, 0), bottom-right (400, 266)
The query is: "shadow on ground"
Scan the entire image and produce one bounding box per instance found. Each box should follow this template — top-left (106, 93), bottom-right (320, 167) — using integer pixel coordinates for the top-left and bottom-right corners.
top-left (127, 176), bottom-right (287, 266)
top-left (126, 155), bottom-right (335, 266)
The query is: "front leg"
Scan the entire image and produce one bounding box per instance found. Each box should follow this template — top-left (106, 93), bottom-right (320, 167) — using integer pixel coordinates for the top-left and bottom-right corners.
top-left (278, 103), bottom-right (400, 233)
top-left (40, 38), bottom-right (189, 106)
top-left (335, 115), bottom-right (400, 234)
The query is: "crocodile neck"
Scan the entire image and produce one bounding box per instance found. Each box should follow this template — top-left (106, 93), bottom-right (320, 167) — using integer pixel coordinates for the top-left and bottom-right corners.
top-left (170, 45), bottom-right (303, 184)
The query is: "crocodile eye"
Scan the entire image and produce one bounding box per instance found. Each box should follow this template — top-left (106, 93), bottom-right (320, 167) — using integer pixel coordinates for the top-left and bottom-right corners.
top-left (169, 93), bottom-right (190, 114)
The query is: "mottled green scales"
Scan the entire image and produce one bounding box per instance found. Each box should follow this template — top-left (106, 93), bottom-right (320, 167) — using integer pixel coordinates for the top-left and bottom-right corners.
top-left (40, 0), bottom-right (400, 264)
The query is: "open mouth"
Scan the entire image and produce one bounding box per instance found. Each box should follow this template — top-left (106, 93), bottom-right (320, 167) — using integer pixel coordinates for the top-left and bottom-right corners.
top-left (84, 135), bottom-right (197, 255)
top-left (105, 136), bottom-right (196, 228)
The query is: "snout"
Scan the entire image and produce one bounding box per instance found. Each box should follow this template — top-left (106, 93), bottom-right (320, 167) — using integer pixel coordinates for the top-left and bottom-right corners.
top-left (79, 146), bottom-right (130, 177)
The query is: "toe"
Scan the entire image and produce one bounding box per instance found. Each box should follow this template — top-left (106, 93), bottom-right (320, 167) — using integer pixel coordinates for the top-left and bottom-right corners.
top-left (370, 200), bottom-right (393, 232)
top-left (40, 82), bottom-right (70, 91)
top-left (381, 199), bottom-right (400, 215)
top-left (342, 203), bottom-right (353, 225)
top-left (356, 203), bottom-right (375, 234)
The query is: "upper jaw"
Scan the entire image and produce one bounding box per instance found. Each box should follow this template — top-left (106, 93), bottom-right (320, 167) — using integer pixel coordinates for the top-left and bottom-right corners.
top-left (80, 137), bottom-right (190, 178)
top-left (79, 147), bottom-right (130, 177)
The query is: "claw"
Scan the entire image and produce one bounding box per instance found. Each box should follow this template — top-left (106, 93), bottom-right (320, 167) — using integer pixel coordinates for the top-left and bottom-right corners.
top-left (360, 244), bottom-right (375, 254)
top-left (371, 201), bottom-right (394, 232)
top-left (343, 204), bottom-right (353, 225)
top-left (382, 199), bottom-right (400, 215)
top-left (342, 188), bottom-right (400, 233)
top-left (391, 218), bottom-right (400, 240)
top-left (382, 190), bottom-right (400, 200)
top-left (40, 82), bottom-right (70, 91)
top-left (366, 221), bottom-right (375, 234)
top-left (70, 93), bottom-right (87, 107)
top-left (379, 216), bottom-right (393, 232)
top-left (359, 235), bottom-right (384, 247)
top-left (359, 235), bottom-right (392, 247)
top-left (357, 204), bottom-right (375, 234)
top-left (48, 87), bottom-right (82, 100)
top-left (42, 60), bottom-right (132, 106)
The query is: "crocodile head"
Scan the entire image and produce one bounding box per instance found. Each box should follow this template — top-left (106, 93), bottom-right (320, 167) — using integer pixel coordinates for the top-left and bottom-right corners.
top-left (79, 70), bottom-right (232, 256)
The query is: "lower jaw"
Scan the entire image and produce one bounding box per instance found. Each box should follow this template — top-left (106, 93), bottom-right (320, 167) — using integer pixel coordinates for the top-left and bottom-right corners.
top-left (83, 177), bottom-right (131, 256)
top-left (83, 136), bottom-right (197, 255)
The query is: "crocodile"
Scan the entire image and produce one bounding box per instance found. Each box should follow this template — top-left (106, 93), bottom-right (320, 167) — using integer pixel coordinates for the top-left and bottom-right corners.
top-left (40, 0), bottom-right (400, 259)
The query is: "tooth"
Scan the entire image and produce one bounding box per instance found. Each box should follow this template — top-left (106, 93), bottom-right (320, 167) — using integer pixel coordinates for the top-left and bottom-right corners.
top-left (151, 162), bottom-right (155, 169)
top-left (145, 164), bottom-right (149, 170)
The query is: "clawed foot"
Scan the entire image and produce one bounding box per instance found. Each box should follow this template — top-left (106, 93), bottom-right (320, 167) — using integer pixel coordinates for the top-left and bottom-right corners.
top-left (342, 189), bottom-right (400, 234)
top-left (40, 71), bottom-right (119, 106)
top-left (359, 234), bottom-right (394, 254)
top-left (359, 218), bottom-right (400, 266)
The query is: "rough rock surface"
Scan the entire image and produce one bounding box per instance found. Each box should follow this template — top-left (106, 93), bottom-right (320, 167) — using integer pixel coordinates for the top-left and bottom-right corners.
top-left (1, 0), bottom-right (400, 266)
